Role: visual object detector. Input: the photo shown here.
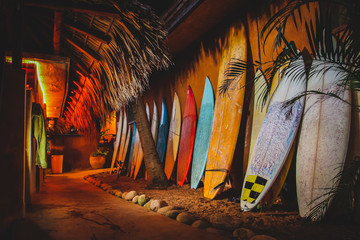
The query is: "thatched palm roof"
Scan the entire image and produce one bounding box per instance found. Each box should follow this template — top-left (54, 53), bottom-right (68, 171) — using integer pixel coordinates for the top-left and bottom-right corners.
top-left (24, 0), bottom-right (171, 135)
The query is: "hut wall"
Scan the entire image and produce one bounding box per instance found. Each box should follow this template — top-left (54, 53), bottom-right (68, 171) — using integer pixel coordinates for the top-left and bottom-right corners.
top-left (49, 135), bottom-right (98, 172)
top-left (144, 3), bottom-right (317, 188)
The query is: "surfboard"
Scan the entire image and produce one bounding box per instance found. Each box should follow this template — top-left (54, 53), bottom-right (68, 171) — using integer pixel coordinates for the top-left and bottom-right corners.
top-left (110, 110), bottom-right (123, 173)
top-left (151, 101), bottom-right (159, 143)
top-left (191, 77), bottom-right (215, 189)
top-left (126, 123), bottom-right (136, 176)
top-left (204, 26), bottom-right (247, 199)
top-left (246, 68), bottom-right (294, 208)
top-left (164, 93), bottom-right (182, 180)
top-left (130, 127), bottom-right (140, 178)
top-left (296, 60), bottom-right (351, 221)
top-left (119, 125), bottom-right (131, 174)
top-left (133, 104), bottom-right (150, 179)
top-left (156, 98), bottom-right (169, 164)
top-left (241, 58), bottom-right (306, 211)
top-left (177, 87), bottom-right (197, 186)
top-left (117, 112), bottom-right (128, 168)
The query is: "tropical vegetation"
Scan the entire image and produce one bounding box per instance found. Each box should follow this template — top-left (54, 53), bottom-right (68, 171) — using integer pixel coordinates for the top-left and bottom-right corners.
top-left (222, 0), bottom-right (360, 221)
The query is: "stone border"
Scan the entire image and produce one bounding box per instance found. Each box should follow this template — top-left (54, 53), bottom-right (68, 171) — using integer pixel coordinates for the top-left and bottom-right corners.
top-left (84, 174), bottom-right (278, 240)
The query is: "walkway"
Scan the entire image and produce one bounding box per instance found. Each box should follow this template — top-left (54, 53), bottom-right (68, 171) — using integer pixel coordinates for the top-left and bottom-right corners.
top-left (23, 170), bottom-right (229, 240)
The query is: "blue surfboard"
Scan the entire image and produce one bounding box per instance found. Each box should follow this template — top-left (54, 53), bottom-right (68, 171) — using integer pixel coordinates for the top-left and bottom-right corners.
top-left (156, 98), bottom-right (169, 163)
top-left (126, 123), bottom-right (137, 176)
top-left (190, 77), bottom-right (215, 189)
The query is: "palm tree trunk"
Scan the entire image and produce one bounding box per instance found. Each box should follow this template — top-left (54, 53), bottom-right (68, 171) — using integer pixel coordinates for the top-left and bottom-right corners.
top-left (131, 96), bottom-right (168, 188)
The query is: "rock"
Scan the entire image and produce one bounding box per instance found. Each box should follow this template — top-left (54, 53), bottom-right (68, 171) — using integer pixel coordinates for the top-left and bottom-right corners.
top-left (143, 200), bottom-right (153, 210)
top-left (121, 192), bottom-right (128, 199)
top-left (192, 220), bottom-right (210, 229)
top-left (165, 210), bottom-right (182, 219)
top-left (150, 200), bottom-right (168, 212)
top-left (95, 180), bottom-right (102, 187)
top-left (100, 183), bottom-right (107, 189)
top-left (125, 191), bottom-right (137, 201)
top-left (233, 228), bottom-right (256, 240)
top-left (176, 212), bottom-right (195, 225)
top-left (157, 206), bottom-right (177, 215)
top-left (132, 195), bottom-right (139, 203)
top-left (250, 235), bottom-right (277, 240)
top-left (138, 194), bottom-right (149, 206)
top-left (114, 190), bottom-right (122, 197)
top-left (210, 214), bottom-right (241, 230)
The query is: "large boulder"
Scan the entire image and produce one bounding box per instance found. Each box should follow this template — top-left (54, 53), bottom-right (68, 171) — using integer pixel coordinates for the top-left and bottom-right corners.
top-left (192, 220), bottom-right (210, 229)
top-left (125, 191), bottom-right (137, 201)
top-left (233, 228), bottom-right (256, 240)
top-left (132, 195), bottom-right (139, 203)
top-left (138, 194), bottom-right (149, 206)
top-left (150, 200), bottom-right (168, 212)
top-left (157, 206), bottom-right (177, 215)
top-left (165, 210), bottom-right (182, 219)
top-left (176, 212), bottom-right (195, 225)
top-left (121, 192), bottom-right (128, 199)
top-left (143, 200), bottom-right (153, 210)
top-left (114, 190), bottom-right (123, 198)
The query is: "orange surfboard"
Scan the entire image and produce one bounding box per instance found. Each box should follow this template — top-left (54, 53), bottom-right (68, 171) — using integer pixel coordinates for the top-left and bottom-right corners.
top-left (204, 26), bottom-right (247, 199)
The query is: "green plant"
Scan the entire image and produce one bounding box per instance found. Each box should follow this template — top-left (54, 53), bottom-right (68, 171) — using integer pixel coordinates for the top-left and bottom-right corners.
top-left (222, 0), bottom-right (360, 221)
top-left (90, 148), bottom-right (109, 157)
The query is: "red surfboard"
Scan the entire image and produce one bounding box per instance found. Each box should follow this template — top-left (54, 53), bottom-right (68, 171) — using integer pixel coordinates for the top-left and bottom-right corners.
top-left (177, 86), bottom-right (197, 186)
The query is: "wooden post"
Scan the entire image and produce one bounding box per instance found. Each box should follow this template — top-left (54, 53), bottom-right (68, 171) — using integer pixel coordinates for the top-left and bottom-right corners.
top-left (0, 0), bottom-right (26, 234)
top-left (53, 10), bottom-right (63, 55)
top-left (0, 67), bottom-right (26, 232)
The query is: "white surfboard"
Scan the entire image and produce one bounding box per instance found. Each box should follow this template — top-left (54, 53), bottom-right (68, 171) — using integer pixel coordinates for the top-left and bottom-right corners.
top-left (241, 58), bottom-right (306, 211)
top-left (110, 110), bottom-right (123, 173)
top-left (296, 60), bottom-right (351, 221)
top-left (151, 101), bottom-right (159, 143)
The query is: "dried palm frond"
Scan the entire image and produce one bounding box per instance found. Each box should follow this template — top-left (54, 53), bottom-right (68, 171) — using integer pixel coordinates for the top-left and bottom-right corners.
top-left (58, 0), bottom-right (170, 135)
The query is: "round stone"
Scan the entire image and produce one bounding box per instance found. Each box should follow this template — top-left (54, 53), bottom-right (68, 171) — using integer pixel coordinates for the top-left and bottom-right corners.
top-left (176, 212), bottom-right (195, 225)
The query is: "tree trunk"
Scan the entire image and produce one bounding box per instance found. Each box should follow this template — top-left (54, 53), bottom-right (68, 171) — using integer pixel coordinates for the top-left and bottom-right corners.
top-left (131, 96), bottom-right (168, 188)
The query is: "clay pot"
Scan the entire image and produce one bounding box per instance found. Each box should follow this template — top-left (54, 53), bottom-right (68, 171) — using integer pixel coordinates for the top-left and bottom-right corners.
top-left (89, 155), bottom-right (105, 169)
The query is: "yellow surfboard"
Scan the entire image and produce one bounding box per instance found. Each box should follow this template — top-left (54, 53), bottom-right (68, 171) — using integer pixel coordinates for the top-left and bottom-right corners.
top-left (164, 93), bottom-right (182, 180)
top-left (204, 26), bottom-right (247, 199)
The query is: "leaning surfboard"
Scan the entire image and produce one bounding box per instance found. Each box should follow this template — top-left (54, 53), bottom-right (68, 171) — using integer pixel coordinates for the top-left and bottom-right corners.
top-left (156, 98), bottom-right (169, 163)
top-left (126, 124), bottom-right (137, 176)
top-left (204, 26), bottom-right (247, 199)
top-left (296, 60), bottom-right (351, 221)
top-left (177, 86), bottom-right (197, 186)
top-left (164, 93), bottom-right (182, 180)
top-left (119, 125), bottom-right (131, 174)
top-left (110, 110), bottom-right (123, 173)
top-left (133, 104), bottom-right (151, 180)
top-left (240, 58), bottom-right (306, 211)
top-left (246, 67), bottom-right (294, 208)
top-left (151, 101), bottom-right (159, 143)
top-left (191, 77), bottom-right (214, 189)
top-left (117, 112), bottom-right (128, 167)
top-left (130, 127), bottom-right (140, 178)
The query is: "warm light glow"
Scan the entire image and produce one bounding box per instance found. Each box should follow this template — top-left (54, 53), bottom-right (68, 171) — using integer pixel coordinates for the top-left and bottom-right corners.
top-left (6, 57), bottom-right (46, 104)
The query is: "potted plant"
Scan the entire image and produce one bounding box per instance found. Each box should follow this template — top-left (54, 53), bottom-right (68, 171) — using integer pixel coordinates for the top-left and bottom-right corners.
top-left (89, 147), bottom-right (109, 169)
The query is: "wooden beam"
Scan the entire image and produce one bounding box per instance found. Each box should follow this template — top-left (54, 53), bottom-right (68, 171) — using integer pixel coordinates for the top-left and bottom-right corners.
top-left (63, 36), bottom-right (101, 61)
top-left (64, 22), bottom-right (111, 44)
top-left (24, 2), bottom-right (121, 19)
top-left (53, 10), bottom-right (63, 55)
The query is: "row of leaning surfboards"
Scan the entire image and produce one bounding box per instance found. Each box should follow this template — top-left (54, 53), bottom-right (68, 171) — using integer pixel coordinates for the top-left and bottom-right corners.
top-left (110, 32), bottom-right (352, 221)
